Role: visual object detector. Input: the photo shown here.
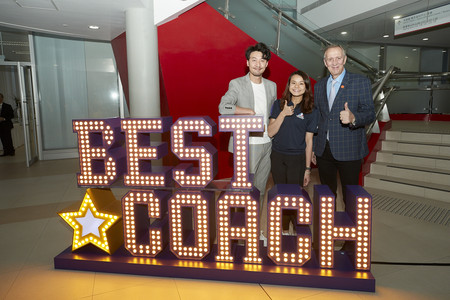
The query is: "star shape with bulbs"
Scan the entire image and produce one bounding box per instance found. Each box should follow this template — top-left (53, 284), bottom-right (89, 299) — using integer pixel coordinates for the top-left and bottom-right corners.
top-left (59, 188), bottom-right (123, 254)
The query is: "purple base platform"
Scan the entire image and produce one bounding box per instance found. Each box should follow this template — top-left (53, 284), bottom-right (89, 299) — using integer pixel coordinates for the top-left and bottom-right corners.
top-left (54, 244), bottom-right (375, 292)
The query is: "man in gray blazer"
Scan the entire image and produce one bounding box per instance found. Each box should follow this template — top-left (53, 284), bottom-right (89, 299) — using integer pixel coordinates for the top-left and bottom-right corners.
top-left (219, 42), bottom-right (277, 207)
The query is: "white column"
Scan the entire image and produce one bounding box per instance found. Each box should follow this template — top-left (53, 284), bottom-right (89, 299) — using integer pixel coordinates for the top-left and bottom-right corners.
top-left (126, 2), bottom-right (160, 118)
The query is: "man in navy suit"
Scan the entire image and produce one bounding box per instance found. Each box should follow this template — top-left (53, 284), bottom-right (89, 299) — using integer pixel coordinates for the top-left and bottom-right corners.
top-left (313, 45), bottom-right (375, 205)
top-left (0, 92), bottom-right (15, 156)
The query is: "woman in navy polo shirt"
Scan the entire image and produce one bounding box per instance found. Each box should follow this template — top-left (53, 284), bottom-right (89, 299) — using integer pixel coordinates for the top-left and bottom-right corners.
top-left (268, 70), bottom-right (318, 187)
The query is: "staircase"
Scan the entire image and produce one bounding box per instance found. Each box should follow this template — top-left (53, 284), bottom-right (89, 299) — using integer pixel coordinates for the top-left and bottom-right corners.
top-left (364, 120), bottom-right (450, 226)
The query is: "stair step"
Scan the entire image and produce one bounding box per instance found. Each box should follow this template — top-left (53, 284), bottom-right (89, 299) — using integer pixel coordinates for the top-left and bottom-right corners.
top-left (364, 174), bottom-right (450, 203)
top-left (385, 130), bottom-right (450, 145)
top-left (381, 139), bottom-right (450, 156)
top-left (365, 121), bottom-right (450, 206)
top-left (370, 161), bottom-right (450, 186)
top-left (375, 150), bottom-right (450, 171)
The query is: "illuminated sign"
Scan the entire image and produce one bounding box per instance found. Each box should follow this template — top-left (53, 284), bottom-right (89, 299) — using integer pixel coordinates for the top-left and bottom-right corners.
top-left (56, 116), bottom-right (374, 292)
top-left (59, 188), bottom-right (123, 254)
top-left (394, 3), bottom-right (450, 36)
top-left (267, 184), bottom-right (312, 266)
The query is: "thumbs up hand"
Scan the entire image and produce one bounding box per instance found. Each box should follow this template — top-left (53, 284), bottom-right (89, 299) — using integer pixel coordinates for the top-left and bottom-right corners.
top-left (281, 100), bottom-right (294, 117)
top-left (339, 102), bottom-right (355, 124)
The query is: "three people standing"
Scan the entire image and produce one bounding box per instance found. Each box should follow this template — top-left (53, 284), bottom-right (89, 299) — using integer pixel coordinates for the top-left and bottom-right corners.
top-left (219, 42), bottom-right (375, 215)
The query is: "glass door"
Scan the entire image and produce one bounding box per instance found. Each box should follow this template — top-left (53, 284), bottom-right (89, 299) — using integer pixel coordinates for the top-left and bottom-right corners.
top-left (0, 63), bottom-right (23, 159)
top-left (17, 63), bottom-right (38, 167)
top-left (0, 62), bottom-right (38, 166)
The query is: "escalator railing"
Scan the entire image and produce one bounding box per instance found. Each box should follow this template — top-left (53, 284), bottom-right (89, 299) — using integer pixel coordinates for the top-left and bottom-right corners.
top-left (382, 71), bottom-right (450, 115)
top-left (259, 0), bottom-right (379, 75)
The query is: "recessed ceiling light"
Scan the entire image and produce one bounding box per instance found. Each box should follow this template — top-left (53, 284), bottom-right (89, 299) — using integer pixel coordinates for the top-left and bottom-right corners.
top-left (423, 37), bottom-right (429, 41)
top-left (341, 31), bottom-right (347, 35)
top-left (89, 25), bottom-right (99, 30)
top-left (393, 15), bottom-right (401, 19)
top-left (383, 34), bottom-right (389, 38)
top-left (412, 48), bottom-right (417, 51)
top-left (405, 56), bottom-right (409, 59)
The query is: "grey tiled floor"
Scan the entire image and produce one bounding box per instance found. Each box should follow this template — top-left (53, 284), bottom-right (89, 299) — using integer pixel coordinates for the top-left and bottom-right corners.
top-left (1, 121), bottom-right (449, 299)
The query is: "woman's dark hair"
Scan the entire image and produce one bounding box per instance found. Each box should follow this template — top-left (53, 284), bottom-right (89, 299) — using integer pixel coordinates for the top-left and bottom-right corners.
top-left (279, 70), bottom-right (314, 114)
top-left (245, 42), bottom-right (271, 61)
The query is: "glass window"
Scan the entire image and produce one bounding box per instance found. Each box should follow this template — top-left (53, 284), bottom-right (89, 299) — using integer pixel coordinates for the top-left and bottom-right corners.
top-left (33, 35), bottom-right (121, 150)
top-left (386, 45), bottom-right (420, 72)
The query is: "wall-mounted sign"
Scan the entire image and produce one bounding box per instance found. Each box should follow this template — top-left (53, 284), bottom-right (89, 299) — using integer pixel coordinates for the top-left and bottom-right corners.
top-left (55, 116), bottom-right (375, 292)
top-left (395, 3), bottom-right (450, 36)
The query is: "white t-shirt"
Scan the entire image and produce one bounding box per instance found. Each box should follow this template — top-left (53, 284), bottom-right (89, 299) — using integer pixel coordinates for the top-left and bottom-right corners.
top-left (250, 81), bottom-right (271, 144)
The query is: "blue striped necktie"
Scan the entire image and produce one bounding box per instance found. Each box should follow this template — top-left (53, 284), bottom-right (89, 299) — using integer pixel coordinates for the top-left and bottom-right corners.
top-left (328, 79), bottom-right (338, 110)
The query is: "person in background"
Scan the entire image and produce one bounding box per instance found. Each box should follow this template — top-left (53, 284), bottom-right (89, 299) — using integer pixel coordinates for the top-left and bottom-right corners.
top-left (219, 42), bottom-right (277, 207)
top-left (0, 92), bottom-right (15, 156)
top-left (268, 69), bottom-right (317, 187)
top-left (313, 44), bottom-right (375, 238)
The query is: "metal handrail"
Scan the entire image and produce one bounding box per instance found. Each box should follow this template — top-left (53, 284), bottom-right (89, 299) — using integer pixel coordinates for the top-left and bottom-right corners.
top-left (392, 86), bottom-right (450, 91)
top-left (372, 65), bottom-right (398, 101)
top-left (389, 71), bottom-right (450, 79)
top-left (365, 70), bottom-right (450, 135)
top-left (365, 66), bottom-right (398, 136)
top-left (258, 0), bottom-right (379, 75)
top-left (366, 86), bottom-right (395, 136)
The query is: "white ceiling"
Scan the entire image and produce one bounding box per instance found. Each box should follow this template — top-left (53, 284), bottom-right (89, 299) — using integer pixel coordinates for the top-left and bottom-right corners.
top-left (0, 0), bottom-right (204, 41)
top-left (0, 0), bottom-right (449, 62)
top-left (316, 0), bottom-right (450, 49)
top-left (0, 0), bottom-right (144, 41)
